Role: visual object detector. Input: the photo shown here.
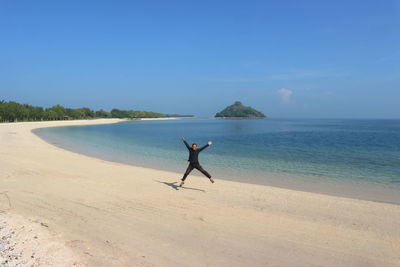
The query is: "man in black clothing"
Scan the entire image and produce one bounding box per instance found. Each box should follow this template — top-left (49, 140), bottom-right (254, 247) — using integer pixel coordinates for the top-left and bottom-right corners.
top-left (180, 137), bottom-right (214, 187)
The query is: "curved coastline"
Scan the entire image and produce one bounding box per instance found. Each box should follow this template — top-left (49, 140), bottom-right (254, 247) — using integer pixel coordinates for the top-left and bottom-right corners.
top-left (1, 119), bottom-right (400, 266)
top-left (33, 119), bottom-right (400, 205)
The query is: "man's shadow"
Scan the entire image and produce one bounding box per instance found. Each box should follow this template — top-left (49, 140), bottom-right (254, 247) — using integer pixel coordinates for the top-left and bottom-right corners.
top-left (154, 180), bottom-right (205, 192)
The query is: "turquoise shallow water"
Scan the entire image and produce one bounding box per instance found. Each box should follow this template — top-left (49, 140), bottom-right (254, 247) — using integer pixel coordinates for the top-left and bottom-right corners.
top-left (35, 118), bottom-right (400, 201)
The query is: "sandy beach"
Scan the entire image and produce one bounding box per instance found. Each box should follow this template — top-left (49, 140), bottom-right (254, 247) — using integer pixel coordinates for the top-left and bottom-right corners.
top-left (0, 119), bottom-right (399, 266)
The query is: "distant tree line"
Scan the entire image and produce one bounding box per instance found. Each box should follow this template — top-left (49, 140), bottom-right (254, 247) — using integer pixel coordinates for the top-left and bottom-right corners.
top-left (109, 109), bottom-right (167, 119)
top-left (0, 100), bottom-right (173, 122)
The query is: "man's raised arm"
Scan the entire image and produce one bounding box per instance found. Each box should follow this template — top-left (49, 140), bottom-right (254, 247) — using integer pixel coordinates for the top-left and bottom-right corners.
top-left (199, 141), bottom-right (213, 152)
top-left (182, 137), bottom-right (190, 149)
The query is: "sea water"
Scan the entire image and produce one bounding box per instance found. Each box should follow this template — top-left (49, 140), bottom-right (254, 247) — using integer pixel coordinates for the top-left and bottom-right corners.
top-left (35, 118), bottom-right (400, 203)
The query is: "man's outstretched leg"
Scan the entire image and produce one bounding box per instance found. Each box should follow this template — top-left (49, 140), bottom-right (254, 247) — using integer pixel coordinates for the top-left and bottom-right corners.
top-left (195, 165), bottom-right (215, 184)
top-left (180, 164), bottom-right (194, 187)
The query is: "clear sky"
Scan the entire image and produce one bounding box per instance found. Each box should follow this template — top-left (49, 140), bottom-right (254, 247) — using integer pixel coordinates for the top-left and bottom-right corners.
top-left (1, 0), bottom-right (399, 118)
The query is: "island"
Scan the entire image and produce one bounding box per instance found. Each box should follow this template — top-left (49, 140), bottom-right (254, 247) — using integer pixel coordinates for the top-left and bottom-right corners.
top-left (215, 101), bottom-right (266, 119)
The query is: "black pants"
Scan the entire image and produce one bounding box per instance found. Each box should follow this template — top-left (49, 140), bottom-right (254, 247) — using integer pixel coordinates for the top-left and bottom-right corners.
top-left (182, 163), bottom-right (211, 181)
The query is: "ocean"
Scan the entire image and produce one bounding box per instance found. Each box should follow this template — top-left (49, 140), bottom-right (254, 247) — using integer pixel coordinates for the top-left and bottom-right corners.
top-left (35, 118), bottom-right (400, 203)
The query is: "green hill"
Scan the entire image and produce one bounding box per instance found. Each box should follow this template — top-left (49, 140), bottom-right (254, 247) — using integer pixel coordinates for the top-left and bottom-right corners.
top-left (215, 101), bottom-right (266, 118)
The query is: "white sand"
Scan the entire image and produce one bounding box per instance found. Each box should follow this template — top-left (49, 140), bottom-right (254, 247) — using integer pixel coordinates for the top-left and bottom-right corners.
top-left (0, 212), bottom-right (82, 266)
top-left (0, 119), bottom-right (399, 266)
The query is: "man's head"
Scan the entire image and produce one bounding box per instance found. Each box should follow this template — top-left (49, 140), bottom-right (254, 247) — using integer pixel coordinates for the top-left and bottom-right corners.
top-left (192, 143), bottom-right (198, 150)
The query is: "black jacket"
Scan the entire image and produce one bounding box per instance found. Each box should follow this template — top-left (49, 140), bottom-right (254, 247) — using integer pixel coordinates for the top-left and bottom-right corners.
top-left (183, 140), bottom-right (209, 164)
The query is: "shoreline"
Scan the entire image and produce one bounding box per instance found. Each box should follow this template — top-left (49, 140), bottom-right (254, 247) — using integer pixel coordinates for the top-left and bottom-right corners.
top-left (33, 119), bottom-right (400, 205)
top-left (1, 119), bottom-right (399, 266)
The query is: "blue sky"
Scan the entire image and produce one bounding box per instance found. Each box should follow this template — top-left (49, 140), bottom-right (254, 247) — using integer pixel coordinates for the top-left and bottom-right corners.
top-left (1, 0), bottom-right (399, 118)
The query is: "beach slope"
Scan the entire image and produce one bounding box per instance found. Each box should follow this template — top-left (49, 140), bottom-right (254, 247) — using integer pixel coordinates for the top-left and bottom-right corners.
top-left (0, 120), bottom-right (399, 266)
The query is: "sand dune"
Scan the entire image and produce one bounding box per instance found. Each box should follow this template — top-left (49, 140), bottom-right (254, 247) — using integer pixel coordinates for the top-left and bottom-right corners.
top-left (0, 119), bottom-right (399, 266)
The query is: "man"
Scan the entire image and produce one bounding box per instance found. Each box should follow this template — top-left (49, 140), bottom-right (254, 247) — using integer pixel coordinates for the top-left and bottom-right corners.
top-left (180, 137), bottom-right (214, 187)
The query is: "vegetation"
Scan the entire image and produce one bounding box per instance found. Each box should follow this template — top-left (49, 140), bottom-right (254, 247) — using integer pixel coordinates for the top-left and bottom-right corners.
top-left (166, 114), bottom-right (194, 118)
top-left (0, 100), bottom-right (183, 122)
top-left (110, 109), bottom-right (167, 119)
top-left (215, 101), bottom-right (266, 118)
